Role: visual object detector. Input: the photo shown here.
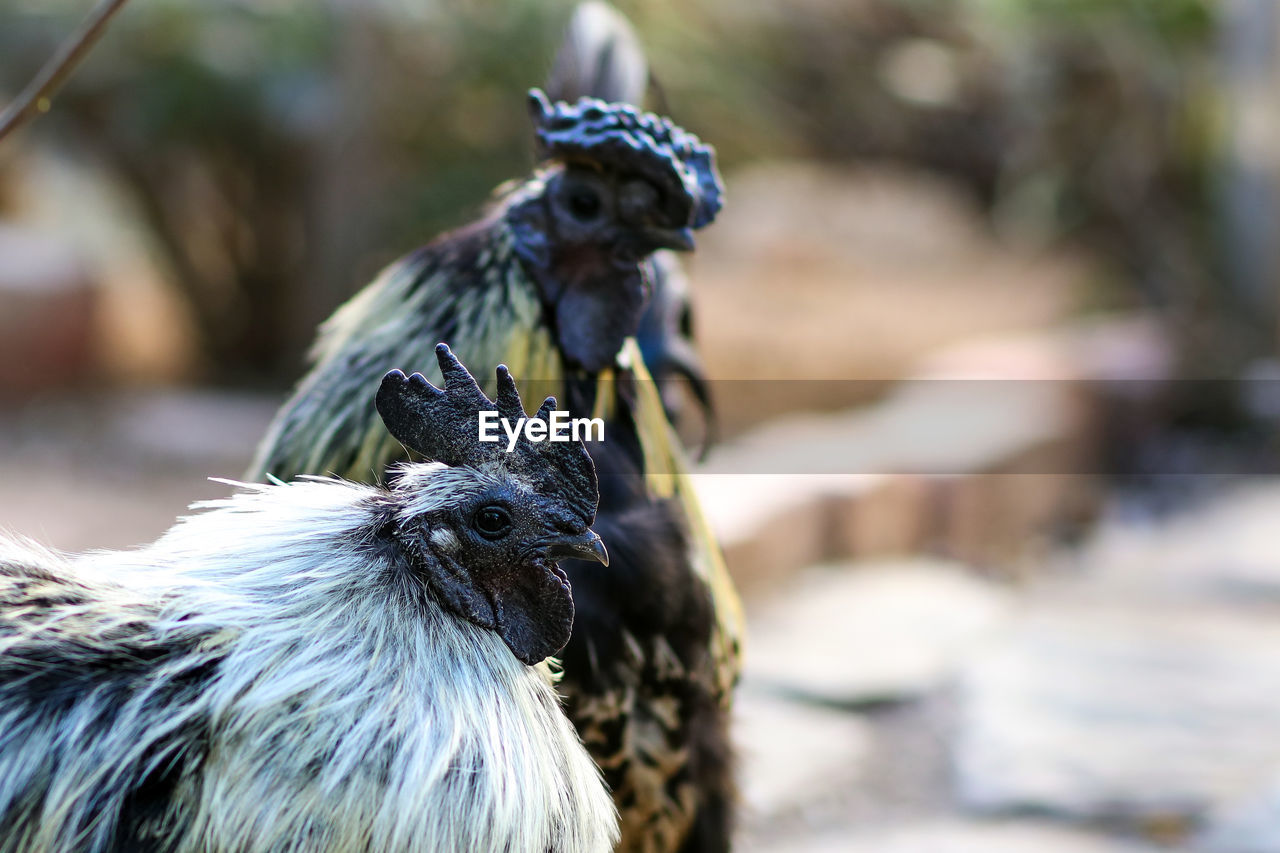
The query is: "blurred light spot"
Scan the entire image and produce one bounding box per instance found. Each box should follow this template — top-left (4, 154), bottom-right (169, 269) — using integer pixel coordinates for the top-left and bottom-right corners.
top-left (195, 20), bottom-right (266, 78)
top-left (878, 39), bottom-right (960, 108)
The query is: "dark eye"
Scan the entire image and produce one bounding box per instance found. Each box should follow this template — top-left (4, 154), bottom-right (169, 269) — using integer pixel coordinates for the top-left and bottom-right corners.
top-left (567, 187), bottom-right (602, 221)
top-left (473, 505), bottom-right (512, 540)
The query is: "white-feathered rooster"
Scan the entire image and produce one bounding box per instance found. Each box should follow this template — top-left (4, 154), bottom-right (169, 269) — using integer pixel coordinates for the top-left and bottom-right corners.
top-left (0, 345), bottom-right (617, 853)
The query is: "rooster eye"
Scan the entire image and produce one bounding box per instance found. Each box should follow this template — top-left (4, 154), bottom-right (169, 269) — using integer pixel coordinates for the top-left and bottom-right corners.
top-left (567, 187), bottom-right (602, 221)
top-left (473, 506), bottom-right (512, 540)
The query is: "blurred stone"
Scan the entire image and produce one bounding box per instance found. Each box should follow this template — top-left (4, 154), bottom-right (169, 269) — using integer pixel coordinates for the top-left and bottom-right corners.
top-left (702, 374), bottom-right (1074, 478)
top-left (934, 465), bottom-right (1092, 573)
top-left (914, 316), bottom-right (1172, 385)
top-left (744, 559), bottom-right (1011, 704)
top-left (1078, 480), bottom-right (1280, 604)
top-left (734, 688), bottom-right (873, 819)
top-left (0, 224), bottom-right (98, 395)
top-left (745, 820), bottom-right (1166, 853)
top-left (699, 344), bottom-right (1093, 588)
top-left (954, 601), bottom-right (1280, 831)
top-left (0, 388), bottom-right (276, 552)
top-left (696, 473), bottom-right (837, 594)
top-left (828, 474), bottom-right (932, 558)
top-left (1199, 777), bottom-right (1280, 853)
top-left (0, 452), bottom-right (227, 552)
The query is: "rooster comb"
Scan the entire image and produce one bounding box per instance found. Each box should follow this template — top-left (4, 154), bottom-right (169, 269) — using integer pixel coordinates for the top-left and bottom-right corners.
top-left (528, 88), bottom-right (723, 230)
top-left (376, 344), bottom-right (599, 523)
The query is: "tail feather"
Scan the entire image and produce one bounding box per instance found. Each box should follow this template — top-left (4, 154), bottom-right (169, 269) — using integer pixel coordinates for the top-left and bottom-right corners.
top-left (546, 1), bottom-right (648, 106)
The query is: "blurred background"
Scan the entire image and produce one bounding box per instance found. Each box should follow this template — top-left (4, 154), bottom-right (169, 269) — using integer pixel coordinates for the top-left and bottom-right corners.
top-left (4, 0), bottom-right (1280, 850)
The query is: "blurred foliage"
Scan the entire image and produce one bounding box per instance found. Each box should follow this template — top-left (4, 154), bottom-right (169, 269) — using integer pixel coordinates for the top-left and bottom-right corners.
top-left (667, 0), bottom-right (1250, 376)
top-left (0, 0), bottom-right (1257, 383)
top-left (0, 0), bottom-right (577, 382)
top-left (969, 0), bottom-right (1225, 346)
top-left (631, 0), bottom-right (1232, 369)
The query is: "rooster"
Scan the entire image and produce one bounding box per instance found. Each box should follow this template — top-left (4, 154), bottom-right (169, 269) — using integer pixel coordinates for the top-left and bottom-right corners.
top-left (250, 86), bottom-right (743, 850)
top-left (0, 346), bottom-right (616, 853)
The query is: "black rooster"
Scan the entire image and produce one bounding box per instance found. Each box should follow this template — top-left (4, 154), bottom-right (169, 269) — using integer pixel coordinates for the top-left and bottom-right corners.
top-left (250, 85), bottom-right (742, 850)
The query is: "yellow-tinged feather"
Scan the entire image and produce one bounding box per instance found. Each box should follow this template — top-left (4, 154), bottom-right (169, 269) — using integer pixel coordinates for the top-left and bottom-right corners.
top-left (619, 339), bottom-right (744, 702)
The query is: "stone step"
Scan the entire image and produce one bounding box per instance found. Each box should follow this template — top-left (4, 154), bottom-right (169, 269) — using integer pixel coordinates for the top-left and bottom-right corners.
top-left (1070, 480), bottom-right (1280, 606)
top-left (734, 687), bottom-right (874, 822)
top-left (742, 559), bottom-right (1011, 705)
top-left (953, 598), bottom-right (1280, 843)
top-left (744, 819), bottom-right (1168, 853)
top-left (698, 319), bottom-right (1171, 593)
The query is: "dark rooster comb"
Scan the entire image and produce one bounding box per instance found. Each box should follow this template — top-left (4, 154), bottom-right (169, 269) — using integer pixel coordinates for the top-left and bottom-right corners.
top-left (528, 87), bottom-right (723, 230)
top-left (376, 344), bottom-right (599, 522)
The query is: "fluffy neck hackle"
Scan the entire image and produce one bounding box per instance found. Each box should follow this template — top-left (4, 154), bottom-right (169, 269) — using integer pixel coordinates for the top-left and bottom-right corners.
top-left (0, 472), bottom-right (617, 853)
top-left (157, 475), bottom-right (615, 853)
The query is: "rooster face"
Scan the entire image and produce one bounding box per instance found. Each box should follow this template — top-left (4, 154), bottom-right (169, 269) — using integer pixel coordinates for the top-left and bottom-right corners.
top-left (376, 345), bottom-right (605, 665)
top-left (391, 464), bottom-right (607, 666)
top-left (546, 166), bottom-right (697, 262)
top-left (508, 165), bottom-right (681, 372)
top-left (504, 90), bottom-right (723, 372)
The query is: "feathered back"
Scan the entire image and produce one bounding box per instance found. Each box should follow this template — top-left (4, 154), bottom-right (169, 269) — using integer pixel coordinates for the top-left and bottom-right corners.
top-left (246, 223), bottom-right (561, 484)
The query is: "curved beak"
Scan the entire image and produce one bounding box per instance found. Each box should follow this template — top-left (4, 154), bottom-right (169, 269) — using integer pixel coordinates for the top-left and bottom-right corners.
top-left (644, 226), bottom-right (696, 253)
top-left (547, 530), bottom-right (610, 566)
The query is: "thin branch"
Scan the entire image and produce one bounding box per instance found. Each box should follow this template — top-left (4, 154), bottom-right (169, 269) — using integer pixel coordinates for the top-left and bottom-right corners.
top-left (0, 0), bottom-right (133, 143)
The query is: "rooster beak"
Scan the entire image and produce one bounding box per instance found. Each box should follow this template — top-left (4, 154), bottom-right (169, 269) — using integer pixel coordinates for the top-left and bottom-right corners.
top-left (548, 531), bottom-right (610, 566)
top-left (644, 226), bottom-right (696, 253)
